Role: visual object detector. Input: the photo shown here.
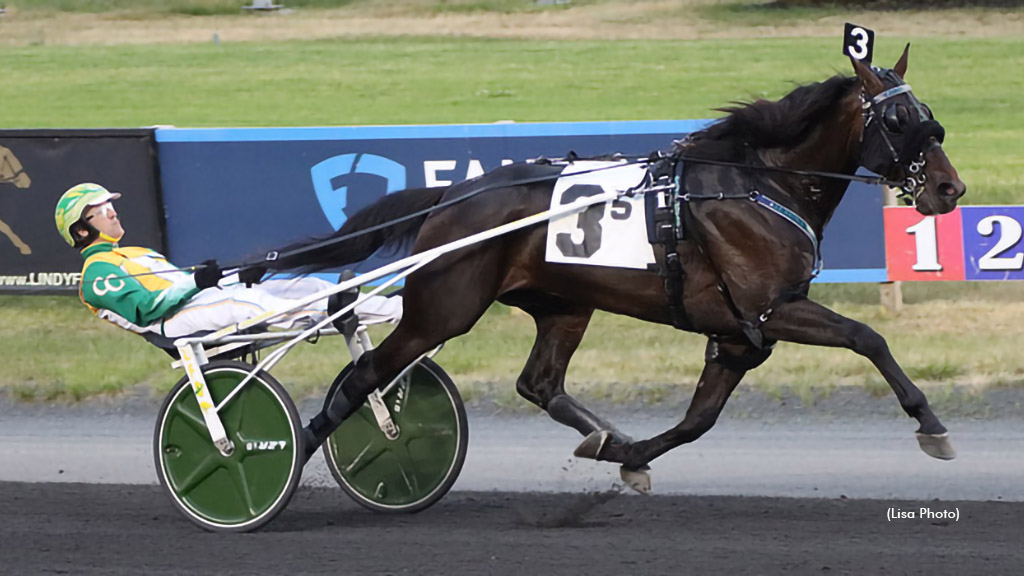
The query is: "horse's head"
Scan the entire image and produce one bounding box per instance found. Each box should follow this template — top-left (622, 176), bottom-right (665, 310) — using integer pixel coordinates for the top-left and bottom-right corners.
top-left (851, 46), bottom-right (966, 216)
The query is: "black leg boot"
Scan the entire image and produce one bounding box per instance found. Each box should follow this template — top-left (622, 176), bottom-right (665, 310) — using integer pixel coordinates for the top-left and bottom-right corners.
top-left (301, 395), bottom-right (355, 463)
top-left (301, 352), bottom-right (377, 463)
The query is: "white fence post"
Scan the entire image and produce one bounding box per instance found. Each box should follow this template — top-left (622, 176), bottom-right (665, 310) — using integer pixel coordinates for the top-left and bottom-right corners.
top-left (242, 0), bottom-right (282, 11)
top-left (880, 186), bottom-right (903, 315)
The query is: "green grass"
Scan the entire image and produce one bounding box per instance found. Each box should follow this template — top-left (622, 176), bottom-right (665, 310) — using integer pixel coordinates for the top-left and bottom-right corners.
top-left (1, 36), bottom-right (1020, 202)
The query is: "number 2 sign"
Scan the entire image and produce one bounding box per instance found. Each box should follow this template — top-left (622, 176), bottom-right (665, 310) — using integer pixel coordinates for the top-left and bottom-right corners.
top-left (884, 206), bottom-right (1024, 281)
top-left (962, 207), bottom-right (1024, 280)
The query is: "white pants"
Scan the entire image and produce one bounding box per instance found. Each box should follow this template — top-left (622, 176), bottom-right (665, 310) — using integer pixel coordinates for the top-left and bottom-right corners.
top-left (161, 275), bottom-right (403, 338)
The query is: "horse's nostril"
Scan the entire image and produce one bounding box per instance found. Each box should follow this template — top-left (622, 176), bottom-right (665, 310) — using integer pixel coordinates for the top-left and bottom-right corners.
top-left (940, 182), bottom-right (966, 198)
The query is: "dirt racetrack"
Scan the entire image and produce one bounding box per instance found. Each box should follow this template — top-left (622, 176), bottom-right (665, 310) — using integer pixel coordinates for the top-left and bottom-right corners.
top-left (1, 481), bottom-right (1021, 576)
top-left (3, 388), bottom-right (1024, 574)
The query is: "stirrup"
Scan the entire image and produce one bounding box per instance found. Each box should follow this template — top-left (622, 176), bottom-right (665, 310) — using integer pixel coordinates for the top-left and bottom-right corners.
top-left (328, 270), bottom-right (360, 336)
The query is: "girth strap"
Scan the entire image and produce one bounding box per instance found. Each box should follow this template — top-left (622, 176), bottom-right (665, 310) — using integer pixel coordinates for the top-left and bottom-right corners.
top-left (652, 242), bottom-right (688, 330)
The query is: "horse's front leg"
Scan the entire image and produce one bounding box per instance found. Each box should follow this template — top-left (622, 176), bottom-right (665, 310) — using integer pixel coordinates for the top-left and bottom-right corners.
top-left (761, 297), bottom-right (955, 460)
top-left (589, 338), bottom-right (769, 490)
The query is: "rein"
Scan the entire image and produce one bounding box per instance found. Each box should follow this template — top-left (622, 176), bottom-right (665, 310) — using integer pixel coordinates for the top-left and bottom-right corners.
top-left (235, 151), bottom-right (899, 273)
top-left (87, 162), bottom-right (652, 284)
top-left (253, 160), bottom-right (647, 267)
top-left (87, 149), bottom-right (895, 286)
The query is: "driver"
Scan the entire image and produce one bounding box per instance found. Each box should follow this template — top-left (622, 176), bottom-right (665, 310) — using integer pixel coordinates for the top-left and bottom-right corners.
top-left (55, 183), bottom-right (401, 339)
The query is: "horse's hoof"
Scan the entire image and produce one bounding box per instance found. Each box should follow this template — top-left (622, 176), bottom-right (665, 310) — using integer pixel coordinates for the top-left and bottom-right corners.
top-left (574, 431), bottom-right (610, 460)
top-left (916, 432), bottom-right (957, 460)
top-left (620, 466), bottom-right (651, 494)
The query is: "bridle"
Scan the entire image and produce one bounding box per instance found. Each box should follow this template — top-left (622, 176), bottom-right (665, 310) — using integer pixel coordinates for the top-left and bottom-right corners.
top-left (858, 68), bottom-right (945, 205)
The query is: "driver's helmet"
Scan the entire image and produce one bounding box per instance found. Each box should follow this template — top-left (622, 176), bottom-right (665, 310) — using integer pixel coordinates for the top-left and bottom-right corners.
top-left (54, 183), bottom-right (121, 247)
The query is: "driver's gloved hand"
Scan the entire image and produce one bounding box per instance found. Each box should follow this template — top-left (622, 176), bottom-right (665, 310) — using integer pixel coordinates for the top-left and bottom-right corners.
top-left (238, 265), bottom-right (268, 288)
top-left (193, 259), bottom-right (223, 290)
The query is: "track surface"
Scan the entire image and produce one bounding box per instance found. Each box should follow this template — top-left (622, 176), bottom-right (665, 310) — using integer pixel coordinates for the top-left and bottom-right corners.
top-left (1, 482), bottom-right (1021, 575)
top-left (2, 396), bottom-right (1023, 574)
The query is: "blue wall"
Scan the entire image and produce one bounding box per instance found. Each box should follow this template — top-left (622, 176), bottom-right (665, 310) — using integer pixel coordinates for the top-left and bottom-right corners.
top-left (156, 120), bottom-right (885, 282)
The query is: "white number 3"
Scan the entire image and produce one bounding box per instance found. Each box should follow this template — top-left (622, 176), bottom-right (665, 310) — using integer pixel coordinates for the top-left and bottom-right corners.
top-left (847, 27), bottom-right (869, 60)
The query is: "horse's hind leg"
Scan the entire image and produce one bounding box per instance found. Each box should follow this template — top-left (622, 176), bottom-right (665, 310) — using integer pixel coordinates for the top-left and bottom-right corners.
top-left (593, 338), bottom-right (768, 476)
top-left (302, 263), bottom-right (497, 459)
top-left (508, 299), bottom-right (630, 449)
top-left (761, 297), bottom-right (954, 460)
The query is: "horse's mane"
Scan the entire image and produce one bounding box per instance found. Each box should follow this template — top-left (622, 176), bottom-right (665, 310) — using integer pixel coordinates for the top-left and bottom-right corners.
top-left (681, 75), bottom-right (858, 161)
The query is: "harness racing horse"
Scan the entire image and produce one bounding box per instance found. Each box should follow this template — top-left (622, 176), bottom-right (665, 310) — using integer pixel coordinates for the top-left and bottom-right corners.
top-left (267, 48), bottom-right (966, 491)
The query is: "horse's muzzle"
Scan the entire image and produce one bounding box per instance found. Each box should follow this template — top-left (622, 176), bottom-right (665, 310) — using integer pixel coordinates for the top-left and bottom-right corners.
top-left (916, 141), bottom-right (966, 215)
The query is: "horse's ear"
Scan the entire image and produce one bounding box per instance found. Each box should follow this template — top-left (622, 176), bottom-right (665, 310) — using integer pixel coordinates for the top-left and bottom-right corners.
top-left (894, 43), bottom-right (910, 79)
top-left (851, 56), bottom-right (883, 96)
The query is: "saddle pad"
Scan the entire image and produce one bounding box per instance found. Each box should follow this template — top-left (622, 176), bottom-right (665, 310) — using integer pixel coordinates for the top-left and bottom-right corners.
top-left (544, 161), bottom-right (656, 270)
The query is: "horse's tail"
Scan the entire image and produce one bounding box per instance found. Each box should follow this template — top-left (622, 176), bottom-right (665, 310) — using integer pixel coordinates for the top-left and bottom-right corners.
top-left (265, 186), bottom-right (447, 274)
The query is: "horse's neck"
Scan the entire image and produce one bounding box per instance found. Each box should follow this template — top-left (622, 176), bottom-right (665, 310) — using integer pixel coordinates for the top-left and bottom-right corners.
top-left (757, 93), bottom-right (863, 234)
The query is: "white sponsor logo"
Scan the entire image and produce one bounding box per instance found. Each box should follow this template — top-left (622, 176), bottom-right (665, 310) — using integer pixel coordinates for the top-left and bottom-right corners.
top-left (423, 158), bottom-right (515, 187)
top-left (246, 440), bottom-right (288, 452)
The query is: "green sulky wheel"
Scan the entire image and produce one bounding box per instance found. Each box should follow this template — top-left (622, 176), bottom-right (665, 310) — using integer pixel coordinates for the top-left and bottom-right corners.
top-left (323, 357), bottom-right (468, 513)
top-left (154, 360), bottom-right (303, 532)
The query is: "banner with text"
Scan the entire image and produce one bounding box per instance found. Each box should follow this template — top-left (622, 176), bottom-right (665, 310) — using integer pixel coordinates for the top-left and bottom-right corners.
top-left (156, 121), bottom-right (887, 283)
top-left (0, 130), bottom-right (164, 293)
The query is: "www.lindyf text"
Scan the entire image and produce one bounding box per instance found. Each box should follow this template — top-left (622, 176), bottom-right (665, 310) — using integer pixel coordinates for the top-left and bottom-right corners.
top-left (887, 507), bottom-right (960, 522)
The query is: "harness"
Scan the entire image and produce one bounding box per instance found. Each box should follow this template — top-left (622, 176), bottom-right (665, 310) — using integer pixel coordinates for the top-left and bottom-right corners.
top-left (638, 68), bottom-right (944, 347)
top-left (641, 154), bottom-right (821, 347)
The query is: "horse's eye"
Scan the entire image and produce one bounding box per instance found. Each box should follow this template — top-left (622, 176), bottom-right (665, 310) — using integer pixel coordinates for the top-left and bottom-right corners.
top-left (919, 102), bottom-right (934, 120)
top-left (882, 105), bottom-right (905, 133)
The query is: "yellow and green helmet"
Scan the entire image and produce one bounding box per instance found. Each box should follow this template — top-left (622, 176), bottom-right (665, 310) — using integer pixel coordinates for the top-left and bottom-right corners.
top-left (55, 183), bottom-right (121, 247)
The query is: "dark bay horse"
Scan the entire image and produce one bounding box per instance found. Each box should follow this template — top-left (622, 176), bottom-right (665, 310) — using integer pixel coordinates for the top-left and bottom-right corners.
top-left (265, 48), bottom-right (966, 491)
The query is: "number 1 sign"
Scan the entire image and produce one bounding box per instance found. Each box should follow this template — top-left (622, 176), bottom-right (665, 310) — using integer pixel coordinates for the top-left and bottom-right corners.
top-left (884, 206), bottom-right (1024, 281)
top-left (885, 207), bottom-right (965, 281)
